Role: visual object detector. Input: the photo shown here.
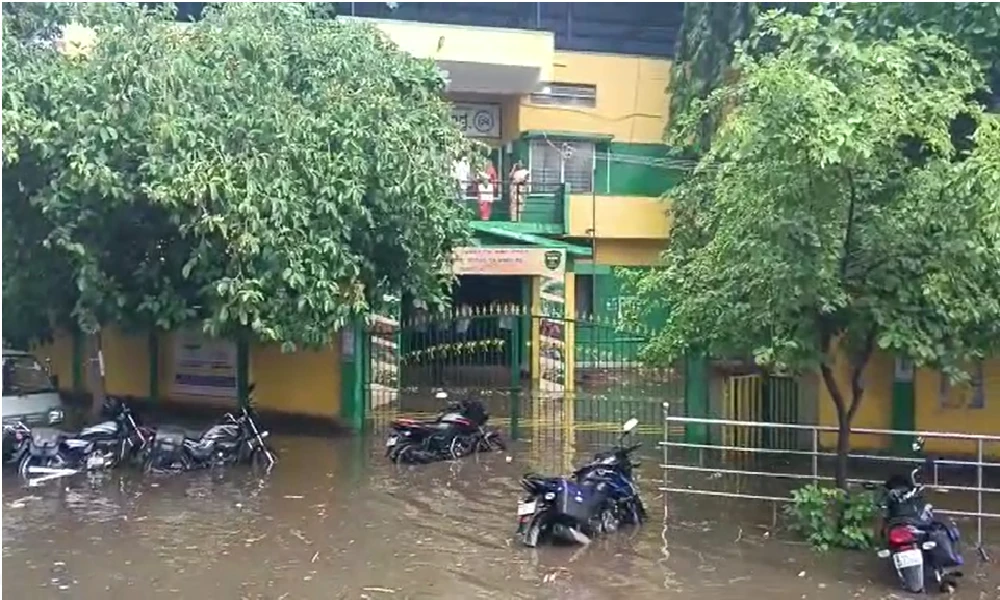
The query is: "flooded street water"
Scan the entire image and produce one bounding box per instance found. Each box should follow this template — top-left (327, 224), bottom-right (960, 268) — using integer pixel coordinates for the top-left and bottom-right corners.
top-left (4, 433), bottom-right (998, 599)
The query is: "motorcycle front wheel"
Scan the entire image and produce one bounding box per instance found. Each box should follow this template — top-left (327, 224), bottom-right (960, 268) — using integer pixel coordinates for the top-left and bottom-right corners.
top-left (250, 446), bottom-right (277, 476)
top-left (18, 454), bottom-right (59, 479)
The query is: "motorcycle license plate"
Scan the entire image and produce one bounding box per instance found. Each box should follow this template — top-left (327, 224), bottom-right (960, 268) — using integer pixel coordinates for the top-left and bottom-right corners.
top-left (517, 501), bottom-right (536, 517)
top-left (386, 436), bottom-right (398, 447)
top-left (893, 549), bottom-right (923, 569)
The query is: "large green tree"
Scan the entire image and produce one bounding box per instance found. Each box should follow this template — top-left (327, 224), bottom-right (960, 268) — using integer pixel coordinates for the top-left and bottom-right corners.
top-left (3, 3), bottom-right (473, 410)
top-left (668, 2), bottom-right (1000, 151)
top-left (628, 8), bottom-right (1000, 488)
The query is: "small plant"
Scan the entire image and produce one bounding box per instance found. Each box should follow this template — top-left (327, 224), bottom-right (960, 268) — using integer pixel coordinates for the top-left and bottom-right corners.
top-left (785, 484), bottom-right (877, 552)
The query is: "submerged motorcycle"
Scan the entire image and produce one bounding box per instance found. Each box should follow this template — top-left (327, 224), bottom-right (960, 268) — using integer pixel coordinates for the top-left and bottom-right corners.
top-left (17, 398), bottom-right (150, 478)
top-left (143, 387), bottom-right (276, 474)
top-left (386, 391), bottom-right (505, 464)
top-left (866, 437), bottom-right (964, 594)
top-left (515, 418), bottom-right (646, 547)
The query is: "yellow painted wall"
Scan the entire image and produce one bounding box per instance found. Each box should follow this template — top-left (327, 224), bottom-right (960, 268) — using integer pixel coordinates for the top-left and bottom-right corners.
top-left (250, 344), bottom-right (342, 418)
top-left (914, 360), bottom-right (1000, 457)
top-left (356, 18), bottom-right (554, 76)
top-left (567, 195), bottom-right (671, 239)
top-left (518, 51), bottom-right (671, 144)
top-left (31, 332), bottom-right (74, 392)
top-left (594, 239), bottom-right (664, 267)
top-left (817, 349), bottom-right (895, 450)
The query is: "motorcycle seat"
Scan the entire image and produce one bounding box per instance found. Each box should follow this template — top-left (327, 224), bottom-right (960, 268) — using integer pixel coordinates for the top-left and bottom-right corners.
top-left (78, 420), bottom-right (121, 438)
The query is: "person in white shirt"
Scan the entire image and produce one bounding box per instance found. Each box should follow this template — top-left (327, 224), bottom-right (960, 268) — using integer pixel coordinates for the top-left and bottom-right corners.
top-left (453, 156), bottom-right (471, 200)
top-left (509, 161), bottom-right (530, 221)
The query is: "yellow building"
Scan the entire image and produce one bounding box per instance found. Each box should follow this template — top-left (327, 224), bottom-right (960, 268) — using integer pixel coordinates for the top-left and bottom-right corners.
top-left (815, 353), bottom-right (1000, 458)
top-left (36, 5), bottom-right (686, 428)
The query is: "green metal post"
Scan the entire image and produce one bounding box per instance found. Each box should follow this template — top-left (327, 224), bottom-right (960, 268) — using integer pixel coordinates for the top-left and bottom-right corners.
top-left (148, 331), bottom-right (160, 402)
top-left (891, 358), bottom-right (916, 454)
top-left (509, 300), bottom-right (522, 440)
top-left (352, 317), bottom-right (366, 432)
top-left (684, 352), bottom-right (709, 444)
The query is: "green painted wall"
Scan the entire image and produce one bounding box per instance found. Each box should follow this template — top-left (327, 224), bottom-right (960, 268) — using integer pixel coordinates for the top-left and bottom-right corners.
top-left (594, 143), bottom-right (684, 197)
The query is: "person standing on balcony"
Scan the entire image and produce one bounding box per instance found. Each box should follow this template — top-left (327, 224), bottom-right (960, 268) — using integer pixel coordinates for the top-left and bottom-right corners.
top-left (453, 155), bottom-right (471, 201)
top-left (477, 161), bottom-right (498, 221)
top-left (509, 161), bottom-right (529, 222)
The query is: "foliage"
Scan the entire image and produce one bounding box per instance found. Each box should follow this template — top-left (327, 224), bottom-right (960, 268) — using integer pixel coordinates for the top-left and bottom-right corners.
top-left (667, 2), bottom-right (762, 153)
top-left (2, 3), bottom-right (474, 351)
top-left (786, 484), bottom-right (878, 551)
top-left (667, 2), bottom-right (1000, 150)
top-left (626, 8), bottom-right (1000, 487)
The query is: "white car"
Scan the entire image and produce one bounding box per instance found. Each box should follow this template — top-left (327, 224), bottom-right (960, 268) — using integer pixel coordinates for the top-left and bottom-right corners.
top-left (2, 349), bottom-right (65, 427)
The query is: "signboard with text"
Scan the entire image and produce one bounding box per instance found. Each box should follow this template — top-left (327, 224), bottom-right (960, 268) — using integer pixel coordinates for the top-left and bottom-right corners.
top-left (451, 247), bottom-right (565, 277)
top-left (172, 329), bottom-right (238, 398)
top-left (452, 103), bottom-right (501, 138)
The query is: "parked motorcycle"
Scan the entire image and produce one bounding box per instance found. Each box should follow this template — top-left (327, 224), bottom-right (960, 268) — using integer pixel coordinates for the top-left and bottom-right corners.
top-left (17, 398), bottom-right (150, 478)
top-left (3, 421), bottom-right (31, 467)
top-left (515, 418), bottom-right (645, 548)
top-left (866, 437), bottom-right (964, 594)
top-left (144, 388), bottom-right (276, 474)
top-left (386, 391), bottom-right (505, 464)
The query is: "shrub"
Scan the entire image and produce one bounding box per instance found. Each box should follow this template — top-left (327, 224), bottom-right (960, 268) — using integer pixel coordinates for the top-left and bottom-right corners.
top-left (785, 484), bottom-right (878, 551)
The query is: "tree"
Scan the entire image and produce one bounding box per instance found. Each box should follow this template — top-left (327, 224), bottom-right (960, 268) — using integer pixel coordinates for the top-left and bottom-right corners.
top-left (627, 8), bottom-right (1000, 488)
top-left (3, 3), bottom-right (474, 413)
top-left (667, 2), bottom-right (1000, 151)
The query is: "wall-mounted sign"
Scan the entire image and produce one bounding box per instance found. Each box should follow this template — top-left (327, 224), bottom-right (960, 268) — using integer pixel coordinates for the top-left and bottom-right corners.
top-left (451, 247), bottom-right (565, 276)
top-left (172, 329), bottom-right (237, 398)
top-left (452, 103), bottom-right (501, 138)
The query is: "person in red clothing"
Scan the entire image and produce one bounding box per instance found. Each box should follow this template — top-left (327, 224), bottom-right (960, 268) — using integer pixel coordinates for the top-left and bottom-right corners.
top-left (477, 160), bottom-right (499, 221)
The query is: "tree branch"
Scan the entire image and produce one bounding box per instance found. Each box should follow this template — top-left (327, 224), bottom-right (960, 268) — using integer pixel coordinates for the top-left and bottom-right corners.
top-left (840, 168), bottom-right (860, 280)
top-left (846, 324), bottom-right (877, 424)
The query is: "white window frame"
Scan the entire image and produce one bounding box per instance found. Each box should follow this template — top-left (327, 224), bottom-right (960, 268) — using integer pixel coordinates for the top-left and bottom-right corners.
top-left (529, 82), bottom-right (597, 108)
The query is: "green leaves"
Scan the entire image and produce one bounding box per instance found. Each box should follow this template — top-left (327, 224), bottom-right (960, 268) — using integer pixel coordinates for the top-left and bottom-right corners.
top-left (3, 3), bottom-right (473, 348)
top-left (628, 7), bottom-right (1000, 376)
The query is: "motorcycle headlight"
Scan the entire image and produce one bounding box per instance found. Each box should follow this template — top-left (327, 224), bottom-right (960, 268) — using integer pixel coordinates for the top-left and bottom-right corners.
top-left (544, 492), bottom-right (555, 500)
top-left (47, 409), bottom-right (64, 424)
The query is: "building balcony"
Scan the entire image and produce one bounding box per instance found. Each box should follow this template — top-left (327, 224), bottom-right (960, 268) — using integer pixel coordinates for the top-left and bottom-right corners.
top-left (459, 181), bottom-right (568, 235)
top-left (344, 17), bottom-right (554, 95)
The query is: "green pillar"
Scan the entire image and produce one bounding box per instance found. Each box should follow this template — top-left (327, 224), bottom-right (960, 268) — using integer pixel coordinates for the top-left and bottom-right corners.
top-left (509, 286), bottom-right (523, 440)
top-left (891, 357), bottom-right (916, 454)
top-left (684, 352), bottom-right (709, 444)
top-left (148, 331), bottom-right (160, 402)
top-left (72, 327), bottom-right (84, 393)
top-left (236, 336), bottom-right (250, 409)
top-left (339, 319), bottom-right (367, 432)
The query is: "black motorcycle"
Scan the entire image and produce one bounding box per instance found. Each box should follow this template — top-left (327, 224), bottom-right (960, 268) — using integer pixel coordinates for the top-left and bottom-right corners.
top-left (515, 418), bottom-right (645, 547)
top-left (144, 393), bottom-right (276, 474)
top-left (386, 391), bottom-right (505, 464)
top-left (865, 438), bottom-right (964, 594)
top-left (17, 398), bottom-right (149, 478)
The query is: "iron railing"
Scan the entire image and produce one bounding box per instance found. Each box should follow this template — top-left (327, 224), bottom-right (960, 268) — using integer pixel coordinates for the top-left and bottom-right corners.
top-left (659, 402), bottom-right (1000, 553)
top-left (457, 180), bottom-right (566, 226)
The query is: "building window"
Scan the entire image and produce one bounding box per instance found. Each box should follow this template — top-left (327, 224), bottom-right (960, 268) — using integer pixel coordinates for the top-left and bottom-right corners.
top-left (529, 138), bottom-right (594, 193)
top-left (529, 83), bottom-right (597, 108)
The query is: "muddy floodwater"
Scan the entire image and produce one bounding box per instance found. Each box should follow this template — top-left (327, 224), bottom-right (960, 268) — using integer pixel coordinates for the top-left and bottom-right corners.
top-left (3, 434), bottom-right (998, 599)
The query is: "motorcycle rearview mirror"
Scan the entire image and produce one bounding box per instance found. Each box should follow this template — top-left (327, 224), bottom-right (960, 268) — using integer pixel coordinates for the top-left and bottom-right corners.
top-left (622, 418), bottom-right (639, 434)
top-left (912, 436), bottom-right (925, 453)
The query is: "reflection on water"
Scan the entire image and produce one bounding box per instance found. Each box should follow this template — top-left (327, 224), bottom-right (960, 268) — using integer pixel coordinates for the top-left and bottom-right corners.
top-left (3, 434), bottom-right (997, 599)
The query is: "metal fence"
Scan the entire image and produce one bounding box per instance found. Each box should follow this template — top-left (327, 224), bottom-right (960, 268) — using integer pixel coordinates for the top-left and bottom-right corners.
top-left (659, 402), bottom-right (1000, 552)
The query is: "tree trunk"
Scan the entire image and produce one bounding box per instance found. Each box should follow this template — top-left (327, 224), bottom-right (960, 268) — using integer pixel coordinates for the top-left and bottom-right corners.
top-left (86, 329), bottom-right (108, 422)
top-left (819, 342), bottom-right (873, 490)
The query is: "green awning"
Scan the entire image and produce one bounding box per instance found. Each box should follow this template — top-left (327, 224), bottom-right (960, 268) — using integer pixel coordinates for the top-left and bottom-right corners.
top-left (470, 222), bottom-right (592, 257)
